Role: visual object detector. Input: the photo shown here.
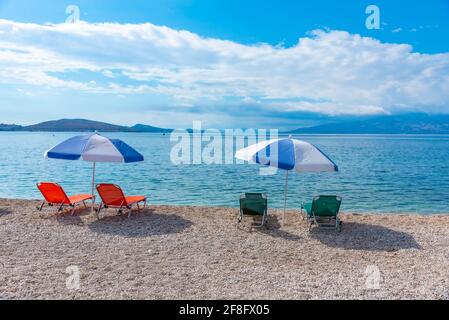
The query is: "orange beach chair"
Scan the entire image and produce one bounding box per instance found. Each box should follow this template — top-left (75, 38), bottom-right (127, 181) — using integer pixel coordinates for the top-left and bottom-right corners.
top-left (37, 182), bottom-right (93, 215)
top-left (96, 184), bottom-right (147, 218)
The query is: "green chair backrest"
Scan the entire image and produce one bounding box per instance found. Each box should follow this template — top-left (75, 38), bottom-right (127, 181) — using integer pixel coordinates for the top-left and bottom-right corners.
top-left (240, 193), bottom-right (267, 216)
top-left (311, 195), bottom-right (342, 217)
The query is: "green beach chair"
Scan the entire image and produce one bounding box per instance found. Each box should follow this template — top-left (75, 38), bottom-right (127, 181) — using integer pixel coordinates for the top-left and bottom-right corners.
top-left (302, 195), bottom-right (342, 232)
top-left (239, 193), bottom-right (268, 227)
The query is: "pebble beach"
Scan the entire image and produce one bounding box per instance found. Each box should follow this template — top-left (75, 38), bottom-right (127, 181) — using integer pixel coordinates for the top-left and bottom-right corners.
top-left (0, 198), bottom-right (448, 300)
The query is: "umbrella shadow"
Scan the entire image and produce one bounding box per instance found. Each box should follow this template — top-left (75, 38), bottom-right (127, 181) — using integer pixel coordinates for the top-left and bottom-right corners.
top-left (38, 203), bottom-right (92, 217)
top-left (0, 207), bottom-right (13, 218)
top-left (310, 222), bottom-right (421, 251)
top-left (257, 215), bottom-right (302, 241)
top-left (54, 208), bottom-right (92, 226)
top-left (39, 205), bottom-right (93, 223)
top-left (88, 209), bottom-right (193, 238)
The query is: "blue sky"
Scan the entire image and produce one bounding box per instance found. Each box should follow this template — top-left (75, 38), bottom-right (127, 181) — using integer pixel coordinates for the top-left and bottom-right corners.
top-left (0, 0), bottom-right (448, 129)
top-left (2, 0), bottom-right (448, 53)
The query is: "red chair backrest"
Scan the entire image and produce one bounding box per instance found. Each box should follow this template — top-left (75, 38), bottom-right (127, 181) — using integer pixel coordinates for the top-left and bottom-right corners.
top-left (96, 184), bottom-right (127, 207)
top-left (37, 182), bottom-right (70, 204)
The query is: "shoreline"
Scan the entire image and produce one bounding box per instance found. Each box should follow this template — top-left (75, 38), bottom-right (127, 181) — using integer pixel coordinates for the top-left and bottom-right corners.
top-left (1, 198), bottom-right (448, 299)
top-left (1, 198), bottom-right (449, 217)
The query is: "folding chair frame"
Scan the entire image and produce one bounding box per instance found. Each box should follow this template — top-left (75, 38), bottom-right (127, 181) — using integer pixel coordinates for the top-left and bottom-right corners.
top-left (238, 193), bottom-right (268, 228)
top-left (36, 183), bottom-right (90, 215)
top-left (95, 184), bottom-right (147, 218)
top-left (301, 196), bottom-right (342, 232)
top-left (97, 199), bottom-right (147, 218)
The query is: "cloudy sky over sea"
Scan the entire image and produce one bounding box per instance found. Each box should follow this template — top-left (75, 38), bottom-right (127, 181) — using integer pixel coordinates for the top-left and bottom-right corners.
top-left (0, 0), bottom-right (448, 129)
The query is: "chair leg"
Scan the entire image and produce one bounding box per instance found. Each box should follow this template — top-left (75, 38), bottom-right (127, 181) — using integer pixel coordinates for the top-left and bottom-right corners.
top-left (96, 202), bottom-right (103, 216)
top-left (137, 199), bottom-right (147, 212)
top-left (261, 210), bottom-right (268, 227)
top-left (307, 216), bottom-right (314, 232)
top-left (314, 215), bottom-right (321, 229)
top-left (37, 201), bottom-right (45, 211)
top-left (58, 203), bottom-right (64, 212)
top-left (336, 217), bottom-right (341, 232)
top-left (116, 201), bottom-right (125, 216)
top-left (70, 205), bottom-right (76, 216)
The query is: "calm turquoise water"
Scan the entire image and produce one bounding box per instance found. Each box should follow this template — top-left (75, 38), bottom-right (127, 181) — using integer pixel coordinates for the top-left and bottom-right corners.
top-left (1, 132), bottom-right (449, 214)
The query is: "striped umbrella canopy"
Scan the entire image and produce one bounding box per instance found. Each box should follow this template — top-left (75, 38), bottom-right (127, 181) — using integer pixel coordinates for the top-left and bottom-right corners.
top-left (236, 136), bottom-right (338, 223)
top-left (45, 132), bottom-right (144, 215)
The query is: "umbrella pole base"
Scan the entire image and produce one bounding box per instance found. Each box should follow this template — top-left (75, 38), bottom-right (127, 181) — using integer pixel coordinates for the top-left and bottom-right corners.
top-left (282, 171), bottom-right (289, 227)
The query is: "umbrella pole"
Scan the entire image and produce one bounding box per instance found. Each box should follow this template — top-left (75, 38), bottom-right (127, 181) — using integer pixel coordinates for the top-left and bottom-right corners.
top-left (92, 162), bottom-right (98, 218)
top-left (283, 170), bottom-right (289, 226)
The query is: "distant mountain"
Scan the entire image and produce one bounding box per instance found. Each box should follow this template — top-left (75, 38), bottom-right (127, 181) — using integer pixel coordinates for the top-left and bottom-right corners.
top-left (0, 119), bottom-right (172, 133)
top-left (3, 114), bottom-right (449, 134)
top-left (25, 119), bottom-right (127, 132)
top-left (291, 114), bottom-right (449, 134)
top-left (0, 124), bottom-right (22, 131)
top-left (128, 124), bottom-right (172, 133)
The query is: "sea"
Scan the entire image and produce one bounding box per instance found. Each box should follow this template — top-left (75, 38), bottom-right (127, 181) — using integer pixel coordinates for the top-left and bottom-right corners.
top-left (1, 132), bottom-right (449, 214)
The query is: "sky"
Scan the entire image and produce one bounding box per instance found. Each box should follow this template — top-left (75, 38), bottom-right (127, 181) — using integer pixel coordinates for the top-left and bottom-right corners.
top-left (0, 0), bottom-right (448, 129)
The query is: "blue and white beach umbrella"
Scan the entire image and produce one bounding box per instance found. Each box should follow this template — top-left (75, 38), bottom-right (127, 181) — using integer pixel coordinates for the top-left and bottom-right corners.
top-left (45, 132), bottom-right (144, 214)
top-left (236, 136), bottom-right (338, 222)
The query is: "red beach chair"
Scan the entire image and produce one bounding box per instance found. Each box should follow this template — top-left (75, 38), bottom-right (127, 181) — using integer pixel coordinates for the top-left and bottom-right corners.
top-left (96, 184), bottom-right (147, 218)
top-left (37, 182), bottom-right (93, 215)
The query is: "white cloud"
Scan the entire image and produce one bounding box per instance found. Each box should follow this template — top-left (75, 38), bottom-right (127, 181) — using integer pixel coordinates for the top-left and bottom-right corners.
top-left (102, 70), bottom-right (114, 78)
top-left (0, 19), bottom-right (449, 117)
top-left (16, 88), bottom-right (33, 96)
